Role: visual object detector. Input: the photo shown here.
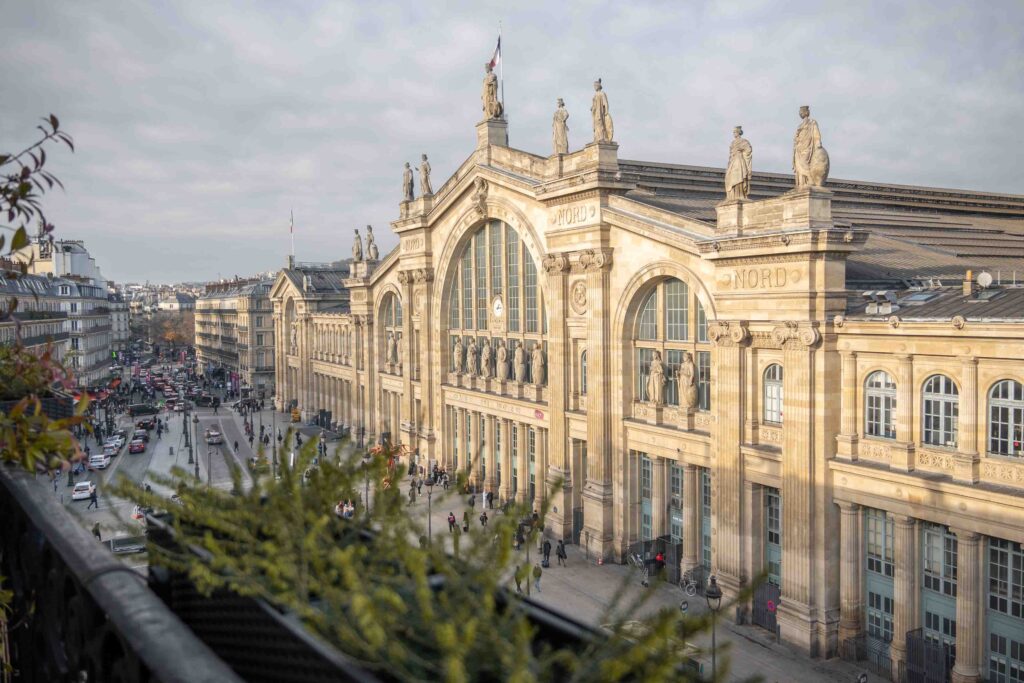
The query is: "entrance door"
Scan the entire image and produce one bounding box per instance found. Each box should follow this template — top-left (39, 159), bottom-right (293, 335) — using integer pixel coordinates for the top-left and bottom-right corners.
top-left (572, 507), bottom-right (584, 544)
top-left (751, 581), bottom-right (780, 636)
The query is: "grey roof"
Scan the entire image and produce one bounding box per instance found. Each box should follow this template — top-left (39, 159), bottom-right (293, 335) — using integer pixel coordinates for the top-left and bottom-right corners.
top-left (847, 286), bottom-right (1024, 321)
top-left (620, 163), bottom-right (1024, 288)
top-left (281, 266), bottom-right (349, 295)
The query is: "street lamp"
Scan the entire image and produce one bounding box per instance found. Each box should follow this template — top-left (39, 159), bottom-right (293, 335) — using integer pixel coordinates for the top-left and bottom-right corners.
top-left (362, 452), bottom-right (372, 518)
top-left (425, 476), bottom-right (435, 545)
top-left (705, 575), bottom-right (723, 681)
top-left (185, 404), bottom-right (194, 465)
top-left (192, 413), bottom-right (200, 480)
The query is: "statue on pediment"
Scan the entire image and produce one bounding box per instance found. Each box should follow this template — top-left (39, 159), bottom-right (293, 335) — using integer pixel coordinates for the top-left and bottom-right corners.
top-left (591, 78), bottom-right (613, 143)
top-left (352, 228), bottom-right (363, 262)
top-left (419, 154), bottom-right (433, 196)
top-left (402, 163), bottom-right (415, 202)
top-left (496, 340), bottom-right (509, 381)
top-left (366, 225), bottom-right (379, 261)
top-left (553, 98), bottom-right (569, 154)
top-left (482, 63), bottom-right (503, 120)
top-left (725, 126), bottom-right (753, 200)
top-left (793, 106), bottom-right (830, 188)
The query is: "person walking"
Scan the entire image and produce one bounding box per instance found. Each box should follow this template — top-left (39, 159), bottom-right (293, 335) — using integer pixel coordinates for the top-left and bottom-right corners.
top-left (92, 522), bottom-right (102, 542)
top-left (233, 440), bottom-right (239, 453)
top-left (462, 510), bottom-right (470, 532)
top-left (87, 488), bottom-right (99, 510)
top-left (408, 485), bottom-right (416, 506)
top-left (556, 540), bottom-right (568, 567)
top-left (542, 539), bottom-right (552, 565)
top-left (532, 563), bottom-right (543, 593)
top-left (417, 478), bottom-right (423, 495)
top-left (514, 564), bottom-right (523, 594)
top-left (469, 494), bottom-right (475, 511)
top-left (448, 512), bottom-right (457, 533)
top-left (479, 511), bottom-right (488, 528)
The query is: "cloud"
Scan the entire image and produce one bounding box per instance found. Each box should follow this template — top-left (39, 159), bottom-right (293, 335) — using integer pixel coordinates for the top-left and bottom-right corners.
top-left (1, 0), bottom-right (1021, 282)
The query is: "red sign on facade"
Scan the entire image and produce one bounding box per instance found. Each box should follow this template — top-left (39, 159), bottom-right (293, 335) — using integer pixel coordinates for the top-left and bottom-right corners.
top-left (534, 409), bottom-right (544, 419)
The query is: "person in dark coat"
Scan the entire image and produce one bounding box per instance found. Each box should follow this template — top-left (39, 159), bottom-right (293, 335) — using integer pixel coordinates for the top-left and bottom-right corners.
top-left (542, 539), bottom-right (552, 563)
top-left (448, 512), bottom-right (456, 533)
top-left (556, 540), bottom-right (568, 567)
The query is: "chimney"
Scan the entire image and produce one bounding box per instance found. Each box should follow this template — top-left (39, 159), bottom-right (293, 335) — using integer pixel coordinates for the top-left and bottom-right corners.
top-left (962, 270), bottom-right (973, 297)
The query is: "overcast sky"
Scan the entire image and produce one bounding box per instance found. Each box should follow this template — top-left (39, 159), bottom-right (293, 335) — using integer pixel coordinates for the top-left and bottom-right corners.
top-left (3, 1), bottom-right (1022, 284)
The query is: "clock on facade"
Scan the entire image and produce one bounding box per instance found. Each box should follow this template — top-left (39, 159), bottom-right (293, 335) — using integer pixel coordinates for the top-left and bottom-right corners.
top-left (491, 295), bottom-right (504, 318)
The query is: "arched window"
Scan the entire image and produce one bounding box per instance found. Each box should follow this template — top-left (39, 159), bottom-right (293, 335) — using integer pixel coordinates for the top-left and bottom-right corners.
top-left (632, 278), bottom-right (712, 410)
top-left (580, 350), bottom-right (588, 395)
top-left (379, 293), bottom-right (402, 372)
top-left (445, 220), bottom-right (546, 383)
top-left (922, 375), bottom-right (958, 448)
top-left (763, 364), bottom-right (784, 424)
top-left (865, 371), bottom-right (897, 439)
top-left (988, 379), bottom-right (1024, 456)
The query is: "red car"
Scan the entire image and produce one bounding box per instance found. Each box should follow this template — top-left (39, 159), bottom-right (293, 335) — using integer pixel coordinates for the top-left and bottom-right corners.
top-left (129, 439), bottom-right (146, 454)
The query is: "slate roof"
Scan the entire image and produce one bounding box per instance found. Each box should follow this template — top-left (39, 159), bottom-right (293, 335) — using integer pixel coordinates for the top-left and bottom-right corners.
top-left (847, 286), bottom-right (1024, 321)
top-left (619, 163), bottom-right (1024, 289)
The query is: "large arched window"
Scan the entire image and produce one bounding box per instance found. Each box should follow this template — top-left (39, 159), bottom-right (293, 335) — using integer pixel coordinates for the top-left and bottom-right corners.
top-left (446, 220), bottom-right (546, 383)
top-left (988, 379), bottom-right (1024, 456)
top-left (865, 371), bottom-right (897, 439)
top-left (379, 293), bottom-right (402, 370)
top-left (763, 364), bottom-right (783, 424)
top-left (922, 375), bottom-right (958, 448)
top-left (633, 278), bottom-right (712, 410)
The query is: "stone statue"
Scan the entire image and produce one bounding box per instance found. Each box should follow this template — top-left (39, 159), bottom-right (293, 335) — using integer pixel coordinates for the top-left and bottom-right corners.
top-left (395, 333), bottom-right (402, 366)
top-left (419, 154), bottom-right (433, 195)
top-left (482, 62), bottom-right (503, 120)
top-left (453, 337), bottom-right (464, 374)
top-left (386, 332), bottom-right (396, 365)
top-left (513, 341), bottom-right (527, 383)
top-left (552, 98), bottom-right (569, 155)
top-left (591, 78), bottom-right (614, 143)
top-left (365, 225), bottom-right (379, 260)
top-left (402, 162), bottom-right (415, 202)
top-left (352, 228), bottom-right (363, 262)
top-left (496, 340), bottom-right (509, 381)
top-left (290, 324), bottom-right (298, 354)
top-left (467, 338), bottom-right (479, 377)
top-left (679, 351), bottom-right (698, 411)
top-left (793, 105), bottom-right (830, 188)
top-left (480, 338), bottom-right (493, 378)
top-left (724, 126), bottom-right (753, 200)
top-left (647, 351), bottom-right (665, 405)
top-left (531, 344), bottom-right (546, 386)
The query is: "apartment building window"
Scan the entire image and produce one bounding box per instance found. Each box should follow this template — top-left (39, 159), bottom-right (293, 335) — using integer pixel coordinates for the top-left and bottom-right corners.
top-left (255, 316), bottom-right (264, 327)
top-left (923, 523), bottom-right (958, 597)
top-left (763, 364), bottom-right (784, 424)
top-left (256, 334), bottom-right (264, 346)
top-left (988, 379), bottom-right (1024, 457)
top-left (922, 374), bottom-right (959, 448)
top-left (865, 371), bottom-right (897, 439)
top-left (865, 508), bottom-right (895, 577)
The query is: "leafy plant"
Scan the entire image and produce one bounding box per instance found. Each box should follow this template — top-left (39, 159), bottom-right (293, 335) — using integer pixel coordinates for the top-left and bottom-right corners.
top-left (116, 434), bottom-right (733, 682)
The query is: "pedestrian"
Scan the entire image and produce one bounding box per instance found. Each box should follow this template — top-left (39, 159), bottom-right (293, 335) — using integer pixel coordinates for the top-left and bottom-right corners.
top-left (543, 539), bottom-right (552, 564)
top-left (557, 540), bottom-right (567, 567)
top-left (87, 488), bottom-right (99, 510)
top-left (408, 486), bottom-right (416, 506)
top-left (533, 563), bottom-right (543, 592)
top-left (448, 512), bottom-right (456, 533)
top-left (234, 440), bottom-right (239, 452)
top-left (480, 511), bottom-right (488, 528)
top-left (417, 478), bottom-right (423, 495)
top-left (515, 528), bottom-right (525, 551)
top-left (442, 473), bottom-right (449, 490)
top-left (532, 510), bottom-right (540, 528)
top-left (92, 522), bottom-right (101, 542)
top-left (469, 494), bottom-right (475, 510)
top-left (53, 476), bottom-right (59, 493)
top-left (487, 491), bottom-right (493, 509)
top-left (462, 510), bottom-right (470, 531)
top-left (514, 564), bottom-right (523, 594)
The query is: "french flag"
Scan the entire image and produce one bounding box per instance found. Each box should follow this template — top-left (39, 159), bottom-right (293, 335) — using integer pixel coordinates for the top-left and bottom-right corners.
top-left (489, 36), bottom-right (501, 70)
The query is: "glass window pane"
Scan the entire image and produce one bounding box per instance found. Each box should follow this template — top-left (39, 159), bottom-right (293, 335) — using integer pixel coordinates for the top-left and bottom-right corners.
top-left (638, 292), bottom-right (657, 340)
top-left (506, 225), bottom-right (520, 332)
top-left (665, 279), bottom-right (689, 341)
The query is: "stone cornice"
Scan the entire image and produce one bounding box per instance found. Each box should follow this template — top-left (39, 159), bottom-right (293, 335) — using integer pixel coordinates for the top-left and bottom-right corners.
top-left (698, 228), bottom-right (867, 257)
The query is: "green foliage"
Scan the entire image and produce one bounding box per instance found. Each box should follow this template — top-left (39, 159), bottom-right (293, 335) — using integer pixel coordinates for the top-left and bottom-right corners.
top-left (116, 435), bottom-right (730, 682)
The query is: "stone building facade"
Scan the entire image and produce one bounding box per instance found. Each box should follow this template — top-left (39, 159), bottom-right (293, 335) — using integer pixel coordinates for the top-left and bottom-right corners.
top-left (271, 115), bottom-right (1024, 679)
top-left (195, 278), bottom-right (276, 395)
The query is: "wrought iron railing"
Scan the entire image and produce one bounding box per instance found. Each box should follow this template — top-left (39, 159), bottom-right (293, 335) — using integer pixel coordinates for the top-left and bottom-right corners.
top-left (0, 466), bottom-right (242, 683)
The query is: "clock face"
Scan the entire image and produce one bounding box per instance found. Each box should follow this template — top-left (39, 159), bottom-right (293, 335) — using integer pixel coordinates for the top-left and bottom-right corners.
top-left (492, 296), bottom-right (504, 317)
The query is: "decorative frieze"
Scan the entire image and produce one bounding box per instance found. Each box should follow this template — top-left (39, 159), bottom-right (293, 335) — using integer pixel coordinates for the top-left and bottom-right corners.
top-left (760, 425), bottom-right (783, 446)
top-left (981, 459), bottom-right (1024, 487)
top-left (916, 449), bottom-right (956, 473)
top-left (569, 280), bottom-right (588, 314)
top-left (860, 442), bottom-right (892, 462)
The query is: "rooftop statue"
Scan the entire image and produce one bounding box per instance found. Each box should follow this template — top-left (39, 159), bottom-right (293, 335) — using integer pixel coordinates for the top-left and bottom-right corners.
top-left (552, 98), bottom-right (569, 154)
top-left (482, 63), bottom-right (503, 120)
top-left (352, 228), bottom-right (363, 262)
top-left (725, 126), bottom-right (753, 200)
top-left (402, 162), bottom-right (415, 202)
top-left (366, 225), bottom-right (378, 261)
top-left (419, 154), bottom-right (433, 196)
top-left (793, 106), bottom-right (830, 188)
top-left (591, 78), bottom-right (613, 143)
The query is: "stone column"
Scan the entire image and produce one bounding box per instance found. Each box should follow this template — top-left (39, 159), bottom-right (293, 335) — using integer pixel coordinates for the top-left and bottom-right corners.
top-left (499, 419), bottom-right (512, 504)
top-left (776, 324), bottom-right (819, 652)
top-left (955, 357), bottom-right (979, 483)
top-left (837, 352), bottom-right (858, 454)
top-left (950, 528), bottom-right (981, 683)
top-left (485, 415), bottom-right (497, 496)
top-left (893, 354), bottom-right (915, 471)
top-left (579, 250), bottom-right (614, 559)
top-left (742, 480), bottom-right (764, 620)
top-left (837, 501), bottom-right (862, 643)
top-left (890, 514), bottom-right (918, 676)
top-left (542, 254), bottom-right (572, 539)
top-left (681, 464), bottom-right (701, 575)
top-left (710, 323), bottom-right (747, 601)
top-left (651, 457), bottom-right (667, 541)
top-left (517, 422), bottom-right (530, 505)
top-left (537, 427), bottom-right (548, 510)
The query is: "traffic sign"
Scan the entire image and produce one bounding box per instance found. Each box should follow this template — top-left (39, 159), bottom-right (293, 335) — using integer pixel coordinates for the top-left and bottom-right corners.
top-left (679, 600), bottom-right (689, 613)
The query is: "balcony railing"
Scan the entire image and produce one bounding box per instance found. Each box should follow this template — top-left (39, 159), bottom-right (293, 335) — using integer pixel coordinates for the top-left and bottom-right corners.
top-left (0, 467), bottom-right (242, 683)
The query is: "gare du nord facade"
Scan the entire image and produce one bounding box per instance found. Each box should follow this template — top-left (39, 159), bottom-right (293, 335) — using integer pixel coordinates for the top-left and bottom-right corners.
top-left (271, 106), bottom-right (1024, 678)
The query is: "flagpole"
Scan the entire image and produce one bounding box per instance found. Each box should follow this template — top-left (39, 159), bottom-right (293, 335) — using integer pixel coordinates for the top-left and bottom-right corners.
top-left (498, 21), bottom-right (505, 131)
top-left (290, 210), bottom-right (295, 260)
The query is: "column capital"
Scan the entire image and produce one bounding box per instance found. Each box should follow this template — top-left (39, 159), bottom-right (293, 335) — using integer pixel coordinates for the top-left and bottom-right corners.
top-left (950, 527), bottom-right (981, 543)
top-left (893, 513), bottom-right (917, 529)
top-left (839, 349), bottom-right (857, 360)
top-left (836, 500), bottom-right (860, 514)
top-left (958, 355), bottom-right (978, 367)
top-left (895, 353), bottom-right (913, 363)
top-left (683, 462), bottom-right (698, 473)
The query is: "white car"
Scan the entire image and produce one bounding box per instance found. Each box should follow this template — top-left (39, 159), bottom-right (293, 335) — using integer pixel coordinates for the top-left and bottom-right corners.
top-left (107, 434), bottom-right (126, 448)
top-left (72, 481), bottom-right (96, 500)
top-left (89, 453), bottom-right (111, 470)
top-left (205, 429), bottom-right (223, 445)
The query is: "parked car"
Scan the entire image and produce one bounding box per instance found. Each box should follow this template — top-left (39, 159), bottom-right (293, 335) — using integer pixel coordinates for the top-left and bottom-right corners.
top-left (128, 439), bottom-right (146, 454)
top-left (133, 429), bottom-right (150, 443)
top-left (105, 435), bottom-right (125, 449)
top-left (88, 454), bottom-right (111, 470)
top-left (102, 444), bottom-right (119, 458)
top-left (72, 481), bottom-right (96, 501)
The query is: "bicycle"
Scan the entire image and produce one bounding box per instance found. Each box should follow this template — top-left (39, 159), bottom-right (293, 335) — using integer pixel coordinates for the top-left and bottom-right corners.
top-left (628, 553), bottom-right (650, 587)
top-left (679, 569), bottom-right (700, 597)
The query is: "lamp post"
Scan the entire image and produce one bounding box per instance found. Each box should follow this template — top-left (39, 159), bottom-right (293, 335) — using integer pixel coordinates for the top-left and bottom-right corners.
top-left (362, 453), bottom-right (371, 518)
top-left (192, 413), bottom-right (200, 480)
top-left (185, 404), bottom-right (193, 465)
top-left (272, 410), bottom-right (278, 478)
top-left (705, 575), bottom-right (723, 681)
top-left (425, 476), bottom-right (435, 545)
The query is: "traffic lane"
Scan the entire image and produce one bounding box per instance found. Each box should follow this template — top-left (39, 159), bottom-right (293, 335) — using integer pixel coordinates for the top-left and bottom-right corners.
top-left (194, 416), bottom-right (237, 489)
top-left (213, 415), bottom-right (254, 486)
